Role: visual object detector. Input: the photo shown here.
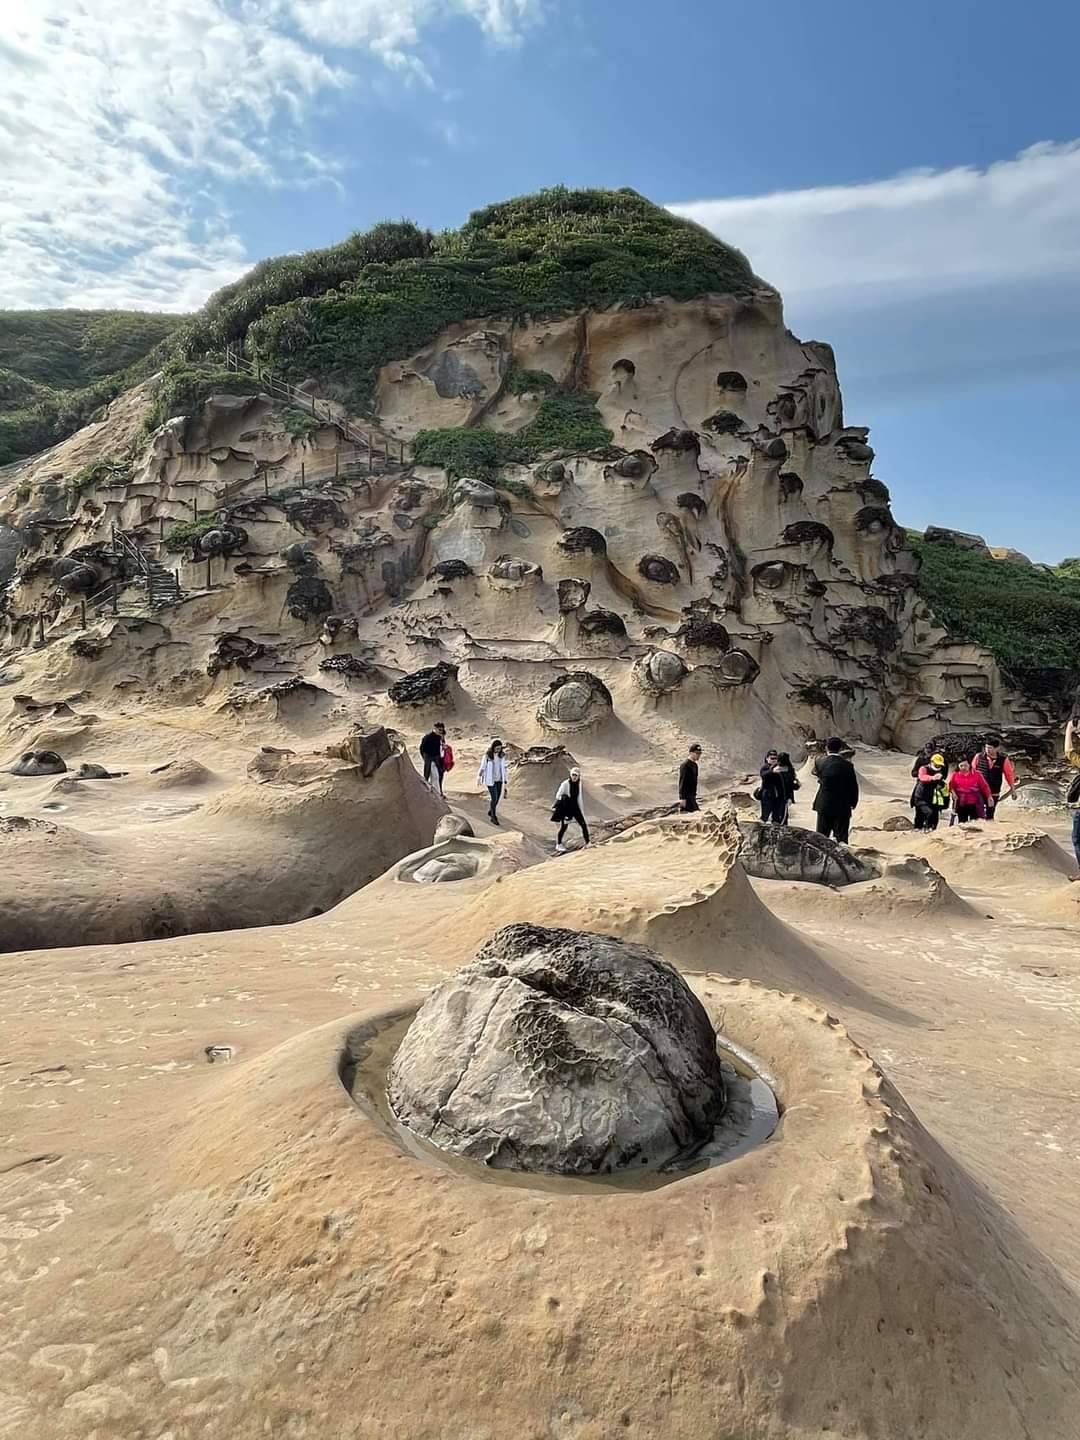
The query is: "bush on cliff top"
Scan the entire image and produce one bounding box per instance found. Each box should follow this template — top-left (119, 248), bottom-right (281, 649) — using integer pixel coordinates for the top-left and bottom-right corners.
top-left (909, 534), bottom-right (1080, 698)
top-left (178, 187), bottom-right (761, 415)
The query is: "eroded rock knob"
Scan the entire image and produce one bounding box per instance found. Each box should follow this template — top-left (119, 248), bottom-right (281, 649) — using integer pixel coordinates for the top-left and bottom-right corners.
top-left (559, 527), bottom-right (607, 556)
top-left (6, 749), bottom-right (67, 777)
top-left (489, 555), bottom-right (542, 584)
top-left (386, 923), bottom-right (727, 1174)
top-left (557, 578), bottom-right (591, 613)
top-left (635, 649), bottom-right (688, 694)
top-left (638, 554), bottom-right (680, 585)
top-left (538, 672), bottom-right (613, 732)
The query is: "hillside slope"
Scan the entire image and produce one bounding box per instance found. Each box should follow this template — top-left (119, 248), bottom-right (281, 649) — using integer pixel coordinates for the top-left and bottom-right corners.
top-left (0, 309), bottom-right (184, 465)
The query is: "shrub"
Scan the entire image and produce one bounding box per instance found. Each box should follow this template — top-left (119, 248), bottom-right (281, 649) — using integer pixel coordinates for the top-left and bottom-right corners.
top-left (413, 389), bottom-right (611, 482)
top-left (281, 406), bottom-right (323, 438)
top-left (164, 512), bottom-right (220, 553)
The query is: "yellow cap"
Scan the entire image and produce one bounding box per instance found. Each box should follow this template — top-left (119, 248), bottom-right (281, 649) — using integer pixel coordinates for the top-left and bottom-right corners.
top-left (931, 753), bottom-right (945, 766)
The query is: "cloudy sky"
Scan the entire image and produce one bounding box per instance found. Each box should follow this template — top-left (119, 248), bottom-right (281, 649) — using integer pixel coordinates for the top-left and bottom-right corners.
top-left (2, 0), bottom-right (1078, 559)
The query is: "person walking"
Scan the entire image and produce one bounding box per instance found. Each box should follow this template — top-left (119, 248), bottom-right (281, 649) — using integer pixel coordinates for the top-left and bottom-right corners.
top-left (1065, 717), bottom-right (1080, 880)
top-left (679, 744), bottom-right (702, 812)
top-left (419, 722), bottom-right (447, 794)
top-left (948, 757), bottom-right (993, 823)
top-left (477, 739), bottom-right (509, 825)
top-left (552, 767), bottom-right (589, 853)
top-left (970, 735), bottom-right (1015, 820)
top-left (757, 749), bottom-right (780, 822)
top-left (912, 752), bottom-right (949, 830)
top-left (811, 737), bottom-right (859, 844)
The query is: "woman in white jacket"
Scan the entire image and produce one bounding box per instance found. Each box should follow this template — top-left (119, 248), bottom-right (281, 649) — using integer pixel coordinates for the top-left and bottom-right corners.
top-left (477, 739), bottom-right (509, 824)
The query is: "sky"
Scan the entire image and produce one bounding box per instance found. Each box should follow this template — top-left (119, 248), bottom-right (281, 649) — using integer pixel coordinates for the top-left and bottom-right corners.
top-left (2, 0), bottom-right (1078, 561)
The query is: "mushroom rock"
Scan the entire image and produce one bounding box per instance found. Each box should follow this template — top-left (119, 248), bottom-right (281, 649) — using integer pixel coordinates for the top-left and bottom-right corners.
top-left (676, 614), bottom-right (731, 653)
top-left (832, 606), bottom-right (901, 653)
top-left (195, 525), bottom-right (247, 558)
top-left (284, 497), bottom-right (347, 533)
top-left (332, 725), bottom-right (392, 777)
top-left (6, 749), bottom-right (67, 776)
top-left (702, 410), bottom-right (744, 435)
top-left (458, 478), bottom-right (500, 508)
top-left (676, 492), bottom-right (707, 517)
top-left (54, 562), bottom-right (99, 595)
top-left (872, 572), bottom-right (917, 594)
top-left (637, 553), bottom-right (681, 585)
top-left (388, 661), bottom-right (459, 707)
top-left (612, 357), bottom-right (636, 379)
top-left (835, 435), bottom-right (875, 464)
top-left (394, 479), bottom-right (434, 511)
top-left (715, 370), bottom-right (748, 391)
top-left (779, 471), bottom-right (804, 498)
top-left (427, 559), bottom-right (474, 582)
top-left (708, 649), bottom-right (760, 686)
top-left (386, 923), bottom-right (727, 1174)
top-left (434, 813), bottom-right (475, 842)
top-left (409, 853), bottom-right (481, 884)
top-left (634, 649), bottom-right (689, 695)
top-left (74, 762), bottom-right (118, 780)
top-left (206, 633), bottom-right (269, 677)
top-left (605, 451), bottom-right (655, 482)
top-left (858, 477), bottom-right (891, 504)
top-left (752, 560), bottom-right (795, 592)
top-left (652, 428), bottom-right (700, 455)
top-left (489, 555), bottom-right (542, 586)
top-left (282, 541), bottom-right (318, 571)
top-left (782, 521), bottom-right (834, 548)
top-left (286, 576), bottom-right (334, 621)
top-left (318, 654), bottom-right (374, 679)
top-left (537, 672), bottom-right (613, 732)
top-left (854, 506), bottom-right (896, 536)
top-left (759, 437), bottom-right (789, 461)
top-left (883, 815), bottom-right (915, 831)
top-left (577, 608), bottom-right (627, 638)
top-left (739, 822), bottom-right (880, 886)
top-left (558, 527), bottom-right (607, 556)
top-left (557, 577), bottom-right (591, 613)
top-left (336, 529), bottom-right (396, 573)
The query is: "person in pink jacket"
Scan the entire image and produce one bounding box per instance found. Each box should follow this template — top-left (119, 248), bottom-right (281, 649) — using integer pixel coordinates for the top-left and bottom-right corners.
top-left (948, 758), bottom-right (993, 823)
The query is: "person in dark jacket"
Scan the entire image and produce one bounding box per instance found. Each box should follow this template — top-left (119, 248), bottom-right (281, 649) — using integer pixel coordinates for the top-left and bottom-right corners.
top-left (679, 743), bottom-right (702, 812)
top-left (418, 722), bottom-right (446, 793)
top-left (970, 736), bottom-right (1015, 820)
top-left (911, 751), bottom-right (949, 830)
top-left (812, 737), bottom-right (859, 844)
top-left (759, 750), bottom-right (798, 824)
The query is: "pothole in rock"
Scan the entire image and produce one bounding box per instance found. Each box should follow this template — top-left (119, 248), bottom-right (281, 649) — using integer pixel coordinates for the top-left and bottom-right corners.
top-left (339, 928), bottom-right (779, 1195)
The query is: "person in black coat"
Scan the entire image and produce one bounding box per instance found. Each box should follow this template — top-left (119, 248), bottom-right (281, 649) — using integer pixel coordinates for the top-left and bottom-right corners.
top-left (678, 743), bottom-right (702, 812)
top-left (811, 737), bottom-right (859, 844)
top-left (418, 722), bottom-right (446, 793)
top-left (760, 750), bottom-right (799, 824)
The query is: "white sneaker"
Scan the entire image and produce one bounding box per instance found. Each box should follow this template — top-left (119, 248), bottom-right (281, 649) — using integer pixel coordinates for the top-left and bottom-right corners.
top-left (554, 844), bottom-right (566, 854)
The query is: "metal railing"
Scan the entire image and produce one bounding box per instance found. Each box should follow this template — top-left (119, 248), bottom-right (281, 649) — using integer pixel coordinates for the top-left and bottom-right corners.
top-left (221, 346), bottom-right (406, 466)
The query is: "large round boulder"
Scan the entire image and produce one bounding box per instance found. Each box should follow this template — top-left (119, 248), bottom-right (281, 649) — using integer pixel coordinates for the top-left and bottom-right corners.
top-left (5, 749), bottom-right (67, 777)
top-left (386, 924), bottom-right (727, 1174)
top-left (537, 672), bottom-right (612, 732)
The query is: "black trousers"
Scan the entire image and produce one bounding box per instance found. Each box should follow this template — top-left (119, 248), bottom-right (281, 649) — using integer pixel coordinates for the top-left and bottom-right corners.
top-left (815, 809), bottom-right (851, 845)
top-left (422, 755), bottom-right (444, 789)
top-left (681, 796), bottom-right (700, 812)
top-left (487, 782), bottom-right (502, 817)
top-left (956, 804), bottom-right (980, 823)
top-left (762, 796), bottom-right (787, 824)
top-left (913, 803), bottom-right (940, 831)
top-left (558, 805), bottom-right (589, 845)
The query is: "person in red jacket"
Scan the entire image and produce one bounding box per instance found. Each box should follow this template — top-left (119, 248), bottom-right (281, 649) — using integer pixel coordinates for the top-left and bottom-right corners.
top-left (948, 758), bottom-right (993, 823)
top-left (970, 735), bottom-right (1015, 819)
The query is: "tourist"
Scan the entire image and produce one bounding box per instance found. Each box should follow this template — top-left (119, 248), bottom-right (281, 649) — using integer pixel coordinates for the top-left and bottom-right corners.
top-left (912, 751), bottom-right (949, 830)
top-left (948, 757), bottom-right (993, 823)
top-left (970, 735), bottom-right (1015, 820)
top-left (419, 722), bottom-right (447, 794)
top-left (757, 748), bottom-right (780, 821)
top-left (678, 743), bottom-right (702, 812)
top-left (1066, 717), bottom-right (1080, 880)
top-left (477, 739), bottom-right (509, 825)
top-left (811, 737), bottom-right (859, 844)
top-left (760, 750), bottom-right (798, 824)
top-left (552, 767), bottom-right (589, 853)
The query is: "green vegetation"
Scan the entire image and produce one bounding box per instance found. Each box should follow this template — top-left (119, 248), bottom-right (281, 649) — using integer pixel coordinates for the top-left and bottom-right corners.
top-left (0, 310), bottom-right (185, 466)
top-left (164, 512), bottom-right (221, 554)
top-left (181, 187), bottom-right (758, 416)
top-left (910, 533), bottom-right (1080, 698)
top-left (68, 456), bottom-right (132, 508)
top-left (414, 389), bottom-right (612, 482)
top-left (505, 366), bottom-right (558, 396)
top-left (143, 362), bottom-right (261, 433)
top-left (281, 406), bottom-right (323, 438)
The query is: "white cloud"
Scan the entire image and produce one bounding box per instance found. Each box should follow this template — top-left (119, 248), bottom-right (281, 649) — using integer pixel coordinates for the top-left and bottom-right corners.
top-left (0, 0), bottom-right (545, 313)
top-left (671, 141), bottom-right (1080, 306)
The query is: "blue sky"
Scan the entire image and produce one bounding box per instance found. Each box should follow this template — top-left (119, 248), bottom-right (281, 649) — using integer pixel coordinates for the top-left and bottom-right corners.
top-left (3, 0), bottom-right (1079, 560)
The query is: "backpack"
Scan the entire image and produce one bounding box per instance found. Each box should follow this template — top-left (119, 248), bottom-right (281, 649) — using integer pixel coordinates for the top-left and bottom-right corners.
top-left (1067, 771), bottom-right (1080, 805)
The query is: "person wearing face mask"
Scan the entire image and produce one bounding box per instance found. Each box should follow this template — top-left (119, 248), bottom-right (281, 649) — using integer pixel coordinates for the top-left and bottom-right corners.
top-left (476, 738), bottom-right (509, 825)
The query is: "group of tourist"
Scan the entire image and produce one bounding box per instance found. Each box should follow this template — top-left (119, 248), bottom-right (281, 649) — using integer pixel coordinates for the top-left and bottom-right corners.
top-left (420, 719), bottom-right (1080, 877)
top-left (909, 736), bottom-right (1016, 829)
